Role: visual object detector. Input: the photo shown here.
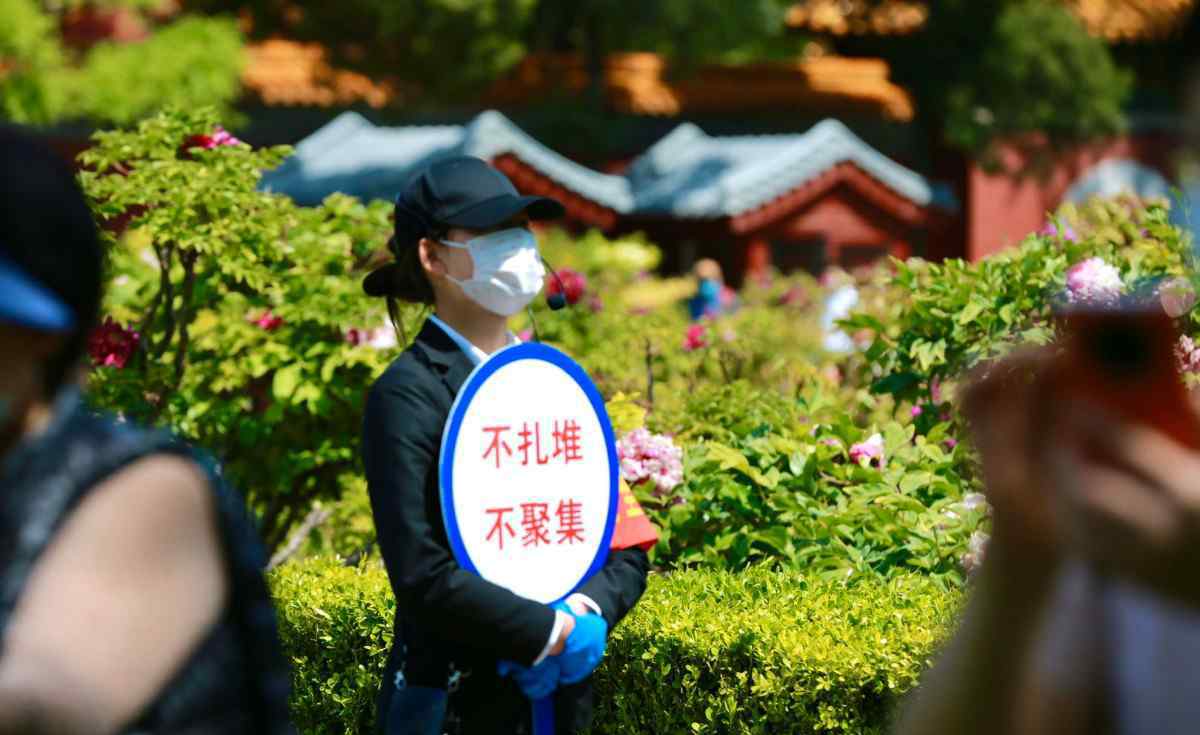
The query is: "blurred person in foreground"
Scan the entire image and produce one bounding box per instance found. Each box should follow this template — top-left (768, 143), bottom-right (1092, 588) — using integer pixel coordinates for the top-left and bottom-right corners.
top-left (0, 127), bottom-right (292, 734)
top-left (894, 347), bottom-right (1200, 735)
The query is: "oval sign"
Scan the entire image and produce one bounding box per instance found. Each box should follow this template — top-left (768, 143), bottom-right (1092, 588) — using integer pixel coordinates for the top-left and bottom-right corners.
top-left (439, 343), bottom-right (618, 604)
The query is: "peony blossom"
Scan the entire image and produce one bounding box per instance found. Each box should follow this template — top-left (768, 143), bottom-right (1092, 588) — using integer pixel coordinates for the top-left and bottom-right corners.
top-left (517, 329), bottom-right (533, 342)
top-left (961, 530), bottom-right (990, 576)
top-left (1040, 222), bottom-right (1077, 241)
top-left (617, 428), bottom-right (684, 495)
top-left (944, 437), bottom-right (959, 450)
top-left (252, 311), bottom-right (284, 331)
top-left (1160, 277), bottom-right (1198, 318)
top-left (88, 318), bottom-right (141, 368)
top-left (185, 125), bottom-right (244, 151)
top-left (346, 324), bottom-right (398, 350)
top-left (1176, 335), bottom-right (1200, 376)
top-left (545, 267), bottom-right (587, 306)
top-left (683, 324), bottom-right (708, 352)
top-left (961, 492), bottom-right (988, 513)
top-left (849, 433), bottom-right (885, 466)
top-left (910, 405), bottom-right (923, 418)
top-left (1065, 257), bottom-right (1123, 305)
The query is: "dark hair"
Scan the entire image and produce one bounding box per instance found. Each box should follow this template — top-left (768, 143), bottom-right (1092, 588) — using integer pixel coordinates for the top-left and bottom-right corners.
top-left (388, 238), bottom-right (436, 305)
top-left (0, 126), bottom-right (103, 396)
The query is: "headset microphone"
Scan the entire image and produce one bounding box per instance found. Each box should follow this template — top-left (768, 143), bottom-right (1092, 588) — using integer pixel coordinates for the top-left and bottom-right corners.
top-left (542, 256), bottom-right (569, 311)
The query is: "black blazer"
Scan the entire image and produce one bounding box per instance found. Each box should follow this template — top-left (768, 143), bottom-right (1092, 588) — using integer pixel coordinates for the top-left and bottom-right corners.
top-left (362, 318), bottom-right (649, 734)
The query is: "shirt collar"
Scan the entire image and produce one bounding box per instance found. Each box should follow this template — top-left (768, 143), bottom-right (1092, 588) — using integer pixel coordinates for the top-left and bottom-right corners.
top-left (426, 314), bottom-right (520, 366)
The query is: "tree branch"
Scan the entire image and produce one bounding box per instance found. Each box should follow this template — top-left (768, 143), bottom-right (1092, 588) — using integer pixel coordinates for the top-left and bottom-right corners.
top-left (266, 505), bottom-right (332, 571)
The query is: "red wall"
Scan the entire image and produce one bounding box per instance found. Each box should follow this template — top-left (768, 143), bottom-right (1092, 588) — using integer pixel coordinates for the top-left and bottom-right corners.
top-left (742, 182), bottom-right (917, 277)
top-left (965, 133), bottom-right (1178, 261)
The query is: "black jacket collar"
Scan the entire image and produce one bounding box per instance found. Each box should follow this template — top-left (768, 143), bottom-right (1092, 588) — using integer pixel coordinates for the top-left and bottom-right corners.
top-left (411, 318), bottom-right (477, 397)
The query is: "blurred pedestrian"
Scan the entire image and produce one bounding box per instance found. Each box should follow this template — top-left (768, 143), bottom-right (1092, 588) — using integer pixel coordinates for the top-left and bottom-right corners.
top-left (687, 258), bottom-right (737, 321)
top-left (0, 127), bottom-right (292, 735)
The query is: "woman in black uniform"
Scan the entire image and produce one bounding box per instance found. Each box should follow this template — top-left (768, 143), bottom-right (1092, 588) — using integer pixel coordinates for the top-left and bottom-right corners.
top-left (0, 127), bottom-right (292, 734)
top-left (361, 156), bottom-right (649, 735)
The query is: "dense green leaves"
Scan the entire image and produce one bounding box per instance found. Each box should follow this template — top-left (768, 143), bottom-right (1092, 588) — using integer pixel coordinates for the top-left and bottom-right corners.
top-left (271, 559), bottom-right (961, 734)
top-left (0, 0), bottom-right (243, 125)
top-left (83, 108), bottom-right (416, 551)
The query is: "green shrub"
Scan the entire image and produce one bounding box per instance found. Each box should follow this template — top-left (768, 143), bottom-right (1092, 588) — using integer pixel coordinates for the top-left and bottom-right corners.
top-left (851, 196), bottom-right (1195, 407)
top-left (270, 558), bottom-right (961, 735)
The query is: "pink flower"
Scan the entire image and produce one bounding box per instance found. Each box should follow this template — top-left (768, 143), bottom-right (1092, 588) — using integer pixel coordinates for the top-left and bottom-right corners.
top-left (961, 493), bottom-right (988, 513)
top-left (1160, 277), bottom-right (1197, 318)
top-left (819, 437), bottom-right (843, 448)
top-left (930, 377), bottom-right (943, 404)
top-left (961, 530), bottom-right (990, 576)
top-left (910, 406), bottom-right (923, 418)
top-left (546, 267), bottom-right (587, 306)
top-left (518, 329), bottom-right (533, 342)
top-left (345, 328), bottom-right (364, 346)
top-left (617, 429), bottom-right (684, 495)
top-left (1040, 222), bottom-right (1077, 241)
top-left (185, 125), bottom-right (244, 151)
top-left (88, 318), bottom-right (141, 369)
top-left (252, 311), bottom-right (284, 331)
top-left (588, 296), bottom-right (604, 313)
top-left (849, 433), bottom-right (885, 466)
top-left (1176, 335), bottom-right (1200, 375)
top-left (944, 437), bottom-right (959, 450)
top-left (779, 285), bottom-right (806, 307)
top-left (683, 324), bottom-right (708, 352)
top-left (1065, 257), bottom-right (1123, 305)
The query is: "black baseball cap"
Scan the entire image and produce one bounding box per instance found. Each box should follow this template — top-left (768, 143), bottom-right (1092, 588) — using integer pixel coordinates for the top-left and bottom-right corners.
top-left (363, 156), bottom-right (564, 297)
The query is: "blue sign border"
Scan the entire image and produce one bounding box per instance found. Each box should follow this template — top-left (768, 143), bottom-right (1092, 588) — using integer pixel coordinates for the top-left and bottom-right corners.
top-left (439, 342), bottom-right (619, 603)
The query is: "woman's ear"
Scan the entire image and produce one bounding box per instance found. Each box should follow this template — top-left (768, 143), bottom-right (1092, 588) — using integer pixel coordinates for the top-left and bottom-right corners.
top-left (418, 238), bottom-right (445, 279)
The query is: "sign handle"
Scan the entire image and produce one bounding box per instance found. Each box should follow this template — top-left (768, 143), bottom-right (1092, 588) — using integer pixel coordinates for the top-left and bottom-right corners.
top-left (533, 697), bottom-right (555, 735)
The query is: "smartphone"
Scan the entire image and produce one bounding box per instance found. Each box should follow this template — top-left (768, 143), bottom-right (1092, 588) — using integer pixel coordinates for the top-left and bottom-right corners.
top-left (1055, 304), bottom-right (1200, 450)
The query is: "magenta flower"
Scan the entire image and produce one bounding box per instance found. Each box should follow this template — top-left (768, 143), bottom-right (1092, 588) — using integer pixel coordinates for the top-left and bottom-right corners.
top-left (252, 311), bottom-right (284, 331)
top-left (617, 428), bottom-right (684, 495)
top-left (849, 433), bottom-right (885, 466)
top-left (185, 125), bottom-right (244, 151)
top-left (944, 437), bottom-right (959, 450)
top-left (88, 318), bottom-right (141, 368)
top-left (819, 437), bottom-right (843, 449)
top-left (910, 406), bottom-right (923, 418)
top-left (1040, 222), bottom-right (1077, 241)
top-left (1065, 257), bottom-right (1123, 305)
top-left (545, 267), bottom-right (587, 306)
top-left (518, 328), bottom-right (533, 342)
top-left (683, 324), bottom-right (708, 352)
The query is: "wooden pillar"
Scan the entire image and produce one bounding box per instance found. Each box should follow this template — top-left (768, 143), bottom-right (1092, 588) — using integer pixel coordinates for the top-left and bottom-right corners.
top-left (743, 237), bottom-right (771, 282)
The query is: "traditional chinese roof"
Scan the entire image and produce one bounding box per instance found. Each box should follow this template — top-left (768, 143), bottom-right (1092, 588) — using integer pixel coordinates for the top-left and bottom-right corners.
top-left (261, 110), bottom-right (953, 229)
top-left (786, 0), bottom-right (1196, 41)
top-left (486, 52), bottom-right (915, 121)
top-left (258, 110), bottom-right (633, 224)
top-left (626, 118), bottom-right (955, 220)
top-left (241, 39), bottom-right (396, 108)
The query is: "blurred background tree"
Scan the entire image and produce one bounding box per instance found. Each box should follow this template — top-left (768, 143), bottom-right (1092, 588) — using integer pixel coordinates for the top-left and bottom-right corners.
top-left (0, 0), bottom-right (243, 126)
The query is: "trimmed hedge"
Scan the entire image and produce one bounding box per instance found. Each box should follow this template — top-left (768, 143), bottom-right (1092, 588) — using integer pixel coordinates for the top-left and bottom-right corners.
top-left (271, 559), bottom-right (961, 734)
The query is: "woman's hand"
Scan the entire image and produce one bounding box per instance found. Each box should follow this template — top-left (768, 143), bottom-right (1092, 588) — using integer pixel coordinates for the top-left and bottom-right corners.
top-left (1049, 399), bottom-right (1200, 609)
top-left (548, 611), bottom-right (575, 657)
top-left (962, 349), bottom-right (1063, 591)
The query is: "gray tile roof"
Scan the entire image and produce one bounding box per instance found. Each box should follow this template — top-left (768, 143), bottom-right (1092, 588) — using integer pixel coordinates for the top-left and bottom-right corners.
top-left (261, 110), bottom-right (956, 216)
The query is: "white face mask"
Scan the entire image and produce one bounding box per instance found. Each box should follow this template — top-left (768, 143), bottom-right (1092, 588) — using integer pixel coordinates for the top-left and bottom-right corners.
top-left (443, 228), bottom-right (546, 317)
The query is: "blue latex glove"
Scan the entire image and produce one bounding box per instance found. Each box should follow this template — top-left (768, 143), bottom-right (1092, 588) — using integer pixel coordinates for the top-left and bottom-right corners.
top-left (557, 612), bottom-right (608, 685)
top-left (497, 657), bottom-right (561, 701)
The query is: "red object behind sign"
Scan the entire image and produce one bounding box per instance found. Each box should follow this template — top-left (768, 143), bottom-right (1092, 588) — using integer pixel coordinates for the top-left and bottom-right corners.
top-left (610, 480), bottom-right (659, 552)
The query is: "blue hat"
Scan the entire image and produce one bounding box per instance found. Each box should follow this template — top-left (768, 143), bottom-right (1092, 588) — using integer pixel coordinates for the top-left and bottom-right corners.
top-left (0, 252), bottom-right (75, 331)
